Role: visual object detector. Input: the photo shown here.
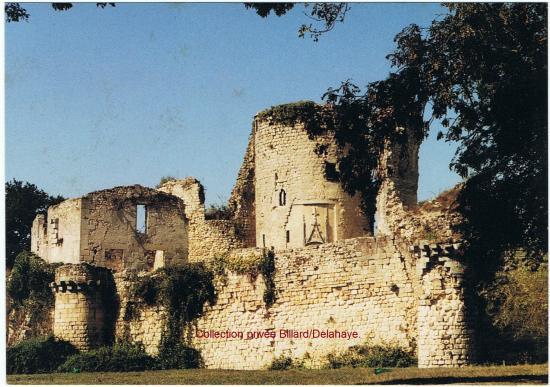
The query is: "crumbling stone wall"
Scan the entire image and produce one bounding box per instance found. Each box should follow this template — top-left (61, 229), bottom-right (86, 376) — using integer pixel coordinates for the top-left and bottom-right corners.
top-left (31, 199), bottom-right (83, 264)
top-left (113, 272), bottom-right (167, 355)
top-left (7, 306), bottom-right (54, 347)
top-left (79, 185), bottom-right (188, 271)
top-left (375, 131), bottom-right (421, 236)
top-left (32, 185), bottom-right (189, 271)
top-left (228, 132), bottom-right (256, 247)
top-left (254, 110), bottom-right (370, 250)
top-left (158, 179), bottom-right (245, 262)
top-left (95, 237), bottom-right (471, 369)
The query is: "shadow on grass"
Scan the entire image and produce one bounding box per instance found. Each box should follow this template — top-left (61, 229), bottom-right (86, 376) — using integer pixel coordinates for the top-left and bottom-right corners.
top-left (369, 374), bottom-right (548, 385)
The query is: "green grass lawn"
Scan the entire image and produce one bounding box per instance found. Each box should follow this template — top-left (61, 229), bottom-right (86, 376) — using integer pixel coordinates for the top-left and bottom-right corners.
top-left (7, 364), bottom-right (548, 384)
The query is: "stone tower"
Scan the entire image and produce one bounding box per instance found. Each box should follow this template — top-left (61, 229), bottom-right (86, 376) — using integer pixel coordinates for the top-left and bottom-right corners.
top-left (53, 264), bottom-right (105, 350)
top-left (253, 102), bottom-right (370, 250)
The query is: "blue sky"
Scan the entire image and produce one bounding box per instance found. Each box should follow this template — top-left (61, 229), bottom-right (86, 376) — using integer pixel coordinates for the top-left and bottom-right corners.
top-left (5, 3), bottom-right (461, 204)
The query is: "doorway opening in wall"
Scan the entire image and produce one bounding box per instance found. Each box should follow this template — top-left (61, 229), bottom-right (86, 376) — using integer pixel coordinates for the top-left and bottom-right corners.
top-left (136, 204), bottom-right (147, 234)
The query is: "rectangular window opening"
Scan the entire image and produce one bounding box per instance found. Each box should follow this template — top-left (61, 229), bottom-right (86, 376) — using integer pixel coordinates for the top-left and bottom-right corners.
top-left (262, 234), bottom-right (266, 248)
top-left (136, 205), bottom-right (147, 234)
top-left (286, 230), bottom-right (290, 243)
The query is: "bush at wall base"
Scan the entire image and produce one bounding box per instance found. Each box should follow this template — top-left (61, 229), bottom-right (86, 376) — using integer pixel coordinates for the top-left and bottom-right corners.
top-left (7, 336), bottom-right (77, 374)
top-left (57, 343), bottom-right (157, 373)
top-left (325, 342), bottom-right (417, 369)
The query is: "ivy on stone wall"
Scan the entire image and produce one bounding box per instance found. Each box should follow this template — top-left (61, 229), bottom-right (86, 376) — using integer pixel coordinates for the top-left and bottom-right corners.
top-left (256, 101), bottom-right (335, 139)
top-left (210, 249), bottom-right (277, 308)
top-left (259, 249), bottom-right (277, 307)
top-left (130, 263), bottom-right (216, 352)
top-left (7, 251), bottom-right (60, 321)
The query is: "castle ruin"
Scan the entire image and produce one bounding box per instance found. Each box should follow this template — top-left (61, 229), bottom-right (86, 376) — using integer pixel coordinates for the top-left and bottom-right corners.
top-left (29, 101), bottom-right (473, 369)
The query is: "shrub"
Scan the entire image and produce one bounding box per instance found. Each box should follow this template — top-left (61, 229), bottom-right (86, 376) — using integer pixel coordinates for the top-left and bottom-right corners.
top-left (57, 343), bottom-right (155, 373)
top-left (7, 336), bottom-right (77, 374)
top-left (268, 355), bottom-right (294, 370)
top-left (156, 176), bottom-right (177, 188)
top-left (325, 342), bottom-right (416, 369)
top-left (156, 339), bottom-right (202, 369)
top-left (205, 203), bottom-right (233, 220)
top-left (479, 257), bottom-right (548, 364)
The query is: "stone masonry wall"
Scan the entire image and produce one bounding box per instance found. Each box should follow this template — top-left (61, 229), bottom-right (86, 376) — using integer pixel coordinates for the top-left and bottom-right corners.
top-left (52, 239), bottom-right (472, 369)
top-left (184, 237), bottom-right (470, 369)
top-left (188, 237), bottom-right (417, 369)
top-left (113, 272), bottom-right (167, 355)
top-left (158, 179), bottom-right (245, 262)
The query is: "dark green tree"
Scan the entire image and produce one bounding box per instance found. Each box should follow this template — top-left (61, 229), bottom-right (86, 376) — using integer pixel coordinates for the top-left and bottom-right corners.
top-left (5, 2), bottom-right (114, 22)
top-left (5, 180), bottom-right (64, 268)
top-left (387, 4), bottom-right (547, 281)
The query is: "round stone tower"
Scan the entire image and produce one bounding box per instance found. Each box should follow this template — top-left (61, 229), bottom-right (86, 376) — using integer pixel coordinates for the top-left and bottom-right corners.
top-left (253, 102), bottom-right (370, 250)
top-left (53, 264), bottom-right (104, 350)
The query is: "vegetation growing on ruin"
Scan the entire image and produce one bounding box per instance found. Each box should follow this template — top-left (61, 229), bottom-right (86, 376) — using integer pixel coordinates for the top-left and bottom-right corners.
top-left (129, 263), bottom-right (215, 365)
top-left (210, 249), bottom-right (277, 308)
top-left (7, 251), bottom-right (60, 320)
top-left (256, 101), bottom-right (335, 139)
top-left (156, 176), bottom-right (177, 188)
top-left (210, 253), bottom-right (261, 282)
top-left (324, 342), bottom-right (417, 369)
top-left (268, 355), bottom-right (304, 371)
top-left (259, 250), bottom-right (277, 307)
top-left (204, 203), bottom-right (233, 220)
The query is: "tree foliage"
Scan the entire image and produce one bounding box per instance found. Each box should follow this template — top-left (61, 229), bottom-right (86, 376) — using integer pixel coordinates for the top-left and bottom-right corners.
top-left (384, 3), bottom-right (547, 281)
top-left (5, 2), bottom-right (114, 22)
top-left (245, 2), bottom-right (349, 41)
top-left (478, 254), bottom-right (548, 363)
top-left (5, 180), bottom-right (64, 268)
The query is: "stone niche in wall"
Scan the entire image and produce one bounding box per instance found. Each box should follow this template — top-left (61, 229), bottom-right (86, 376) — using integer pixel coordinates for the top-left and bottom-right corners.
top-left (284, 201), bottom-right (336, 248)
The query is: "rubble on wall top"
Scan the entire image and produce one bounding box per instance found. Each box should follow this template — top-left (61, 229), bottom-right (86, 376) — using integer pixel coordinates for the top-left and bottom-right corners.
top-left (158, 177), bottom-right (202, 189)
top-left (254, 100), bottom-right (333, 123)
top-left (81, 184), bottom-right (183, 204)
